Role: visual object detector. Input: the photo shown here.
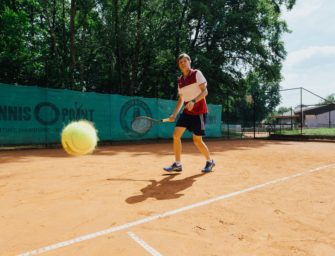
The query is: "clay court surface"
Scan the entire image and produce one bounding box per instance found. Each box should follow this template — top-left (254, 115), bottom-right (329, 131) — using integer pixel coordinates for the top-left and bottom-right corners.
top-left (1, 139), bottom-right (335, 256)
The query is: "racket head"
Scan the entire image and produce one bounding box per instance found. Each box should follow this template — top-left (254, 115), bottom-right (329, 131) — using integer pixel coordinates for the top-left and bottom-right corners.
top-left (131, 117), bottom-right (153, 134)
top-left (131, 116), bottom-right (172, 134)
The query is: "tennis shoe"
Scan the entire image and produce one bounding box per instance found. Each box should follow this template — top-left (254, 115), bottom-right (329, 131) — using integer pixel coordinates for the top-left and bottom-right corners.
top-left (163, 162), bottom-right (182, 172)
top-left (202, 160), bottom-right (215, 173)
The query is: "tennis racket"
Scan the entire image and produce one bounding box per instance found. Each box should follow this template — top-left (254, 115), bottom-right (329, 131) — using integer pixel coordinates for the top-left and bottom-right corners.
top-left (131, 116), bottom-right (173, 134)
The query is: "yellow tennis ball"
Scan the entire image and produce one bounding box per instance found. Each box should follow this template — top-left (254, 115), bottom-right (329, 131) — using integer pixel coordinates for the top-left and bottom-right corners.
top-left (61, 120), bottom-right (98, 156)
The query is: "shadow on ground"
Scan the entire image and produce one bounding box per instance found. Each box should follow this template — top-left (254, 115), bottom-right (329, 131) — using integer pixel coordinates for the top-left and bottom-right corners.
top-left (120, 173), bottom-right (207, 203)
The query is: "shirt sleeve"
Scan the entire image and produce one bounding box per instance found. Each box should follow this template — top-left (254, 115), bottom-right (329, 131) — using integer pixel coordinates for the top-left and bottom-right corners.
top-left (196, 70), bottom-right (207, 86)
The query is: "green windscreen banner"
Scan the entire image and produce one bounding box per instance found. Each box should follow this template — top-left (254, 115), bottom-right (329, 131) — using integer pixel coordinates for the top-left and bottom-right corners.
top-left (0, 83), bottom-right (222, 145)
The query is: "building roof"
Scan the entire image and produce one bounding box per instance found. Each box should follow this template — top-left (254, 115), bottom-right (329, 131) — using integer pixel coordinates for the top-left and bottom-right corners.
top-left (273, 110), bottom-right (299, 119)
top-left (273, 115), bottom-right (299, 119)
top-left (294, 104), bottom-right (335, 115)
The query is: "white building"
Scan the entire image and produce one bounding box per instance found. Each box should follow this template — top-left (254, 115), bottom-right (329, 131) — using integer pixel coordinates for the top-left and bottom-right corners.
top-left (296, 104), bottom-right (335, 128)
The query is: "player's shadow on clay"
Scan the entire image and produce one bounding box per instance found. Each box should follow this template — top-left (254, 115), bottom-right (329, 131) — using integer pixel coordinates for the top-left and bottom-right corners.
top-left (125, 173), bottom-right (206, 204)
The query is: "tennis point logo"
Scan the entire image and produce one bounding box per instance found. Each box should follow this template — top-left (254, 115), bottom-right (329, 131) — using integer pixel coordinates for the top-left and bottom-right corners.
top-left (0, 102), bottom-right (95, 125)
top-left (120, 99), bottom-right (152, 137)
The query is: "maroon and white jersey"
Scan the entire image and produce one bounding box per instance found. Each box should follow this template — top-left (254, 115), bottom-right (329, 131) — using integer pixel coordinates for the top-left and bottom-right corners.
top-left (177, 69), bottom-right (208, 115)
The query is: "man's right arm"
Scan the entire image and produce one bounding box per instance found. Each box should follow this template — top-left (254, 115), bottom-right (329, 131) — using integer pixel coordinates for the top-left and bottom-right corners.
top-left (170, 95), bottom-right (184, 121)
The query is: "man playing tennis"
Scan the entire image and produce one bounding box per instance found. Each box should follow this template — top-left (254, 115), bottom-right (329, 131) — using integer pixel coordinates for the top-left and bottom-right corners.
top-left (164, 53), bottom-right (215, 173)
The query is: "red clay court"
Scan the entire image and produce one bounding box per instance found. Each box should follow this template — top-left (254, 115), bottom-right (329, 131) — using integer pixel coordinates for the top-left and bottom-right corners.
top-left (1, 139), bottom-right (335, 255)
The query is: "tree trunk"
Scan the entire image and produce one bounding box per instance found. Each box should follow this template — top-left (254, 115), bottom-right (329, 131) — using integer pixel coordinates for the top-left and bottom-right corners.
top-left (43, 1), bottom-right (57, 87)
top-left (29, 2), bottom-right (35, 83)
top-left (62, 0), bottom-right (66, 47)
top-left (70, 0), bottom-right (76, 87)
top-left (191, 15), bottom-right (202, 50)
top-left (175, 0), bottom-right (188, 60)
top-left (61, 0), bottom-right (67, 87)
top-left (113, 0), bottom-right (123, 94)
top-left (130, 0), bottom-right (142, 96)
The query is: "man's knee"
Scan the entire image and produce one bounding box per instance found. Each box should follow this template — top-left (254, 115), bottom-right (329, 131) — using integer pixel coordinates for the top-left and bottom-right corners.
top-left (193, 135), bottom-right (203, 145)
top-left (173, 131), bottom-right (182, 140)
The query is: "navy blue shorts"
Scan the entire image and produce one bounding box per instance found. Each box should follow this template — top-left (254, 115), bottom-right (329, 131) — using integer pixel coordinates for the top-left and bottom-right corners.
top-left (176, 113), bottom-right (207, 136)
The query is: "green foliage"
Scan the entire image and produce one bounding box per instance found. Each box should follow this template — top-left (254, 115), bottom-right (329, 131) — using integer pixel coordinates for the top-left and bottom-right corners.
top-left (0, 0), bottom-right (296, 121)
top-left (0, 5), bottom-right (30, 83)
top-left (319, 93), bottom-right (335, 105)
top-left (277, 106), bottom-right (291, 114)
top-left (275, 128), bottom-right (335, 136)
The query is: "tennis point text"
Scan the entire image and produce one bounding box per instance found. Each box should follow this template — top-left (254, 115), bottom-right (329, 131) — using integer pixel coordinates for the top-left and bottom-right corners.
top-left (0, 102), bottom-right (95, 125)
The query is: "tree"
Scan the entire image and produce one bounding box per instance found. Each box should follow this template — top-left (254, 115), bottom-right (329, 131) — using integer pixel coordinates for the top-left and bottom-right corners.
top-left (277, 107), bottom-right (291, 114)
top-left (319, 93), bottom-right (335, 105)
top-left (0, 0), bottom-right (297, 114)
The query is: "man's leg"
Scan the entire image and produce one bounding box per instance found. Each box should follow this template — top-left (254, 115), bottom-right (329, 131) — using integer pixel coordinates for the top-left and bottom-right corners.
top-left (193, 134), bottom-right (215, 172)
top-left (192, 134), bottom-right (210, 160)
top-left (163, 127), bottom-right (186, 172)
top-left (173, 127), bottom-right (186, 162)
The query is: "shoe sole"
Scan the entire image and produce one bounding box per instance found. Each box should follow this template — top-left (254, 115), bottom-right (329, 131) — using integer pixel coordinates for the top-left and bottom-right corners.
top-left (163, 169), bottom-right (182, 172)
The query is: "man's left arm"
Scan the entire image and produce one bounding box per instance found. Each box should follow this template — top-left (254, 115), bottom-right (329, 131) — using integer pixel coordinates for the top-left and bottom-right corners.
top-left (185, 83), bottom-right (208, 110)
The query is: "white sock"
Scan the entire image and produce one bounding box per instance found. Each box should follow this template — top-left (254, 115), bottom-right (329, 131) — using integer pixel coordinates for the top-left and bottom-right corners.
top-left (175, 161), bottom-right (181, 166)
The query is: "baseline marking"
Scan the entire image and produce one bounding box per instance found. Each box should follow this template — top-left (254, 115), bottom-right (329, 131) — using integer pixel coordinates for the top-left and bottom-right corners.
top-left (128, 231), bottom-right (162, 256)
top-left (18, 163), bottom-right (335, 256)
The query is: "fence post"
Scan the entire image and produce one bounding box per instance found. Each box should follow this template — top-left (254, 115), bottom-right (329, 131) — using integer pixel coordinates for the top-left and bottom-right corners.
top-left (290, 107), bottom-right (293, 130)
top-left (300, 87), bottom-right (303, 135)
top-left (227, 96), bottom-right (230, 138)
top-left (253, 96), bottom-right (256, 138)
top-left (329, 104), bottom-right (331, 128)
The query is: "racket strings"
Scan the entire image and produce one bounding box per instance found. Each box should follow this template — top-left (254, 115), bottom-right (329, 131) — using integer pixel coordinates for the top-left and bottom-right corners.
top-left (131, 118), bottom-right (152, 134)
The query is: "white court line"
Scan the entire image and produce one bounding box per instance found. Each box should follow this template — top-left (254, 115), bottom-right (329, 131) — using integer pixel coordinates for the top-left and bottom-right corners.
top-left (128, 231), bottom-right (162, 256)
top-left (18, 163), bottom-right (335, 256)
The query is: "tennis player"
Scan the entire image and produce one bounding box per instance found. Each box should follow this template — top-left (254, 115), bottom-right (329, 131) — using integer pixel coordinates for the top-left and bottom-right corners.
top-left (164, 53), bottom-right (215, 173)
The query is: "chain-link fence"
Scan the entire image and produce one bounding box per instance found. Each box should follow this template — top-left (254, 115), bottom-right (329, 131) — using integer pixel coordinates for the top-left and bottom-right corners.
top-left (3, 83), bottom-right (333, 146)
top-left (220, 87), bottom-right (335, 140)
top-left (269, 87), bottom-right (335, 140)
top-left (220, 95), bottom-right (268, 139)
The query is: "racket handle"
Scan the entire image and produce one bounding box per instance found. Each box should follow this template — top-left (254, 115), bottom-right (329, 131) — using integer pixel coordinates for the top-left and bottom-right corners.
top-left (161, 118), bottom-right (173, 122)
